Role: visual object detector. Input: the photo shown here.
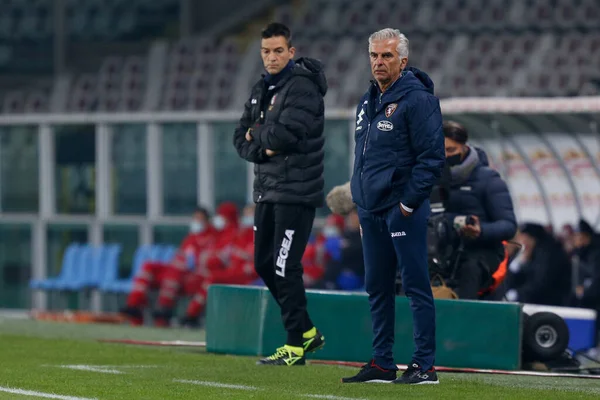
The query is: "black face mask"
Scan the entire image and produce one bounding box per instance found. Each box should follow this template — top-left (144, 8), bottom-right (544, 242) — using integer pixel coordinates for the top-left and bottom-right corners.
top-left (446, 154), bottom-right (462, 166)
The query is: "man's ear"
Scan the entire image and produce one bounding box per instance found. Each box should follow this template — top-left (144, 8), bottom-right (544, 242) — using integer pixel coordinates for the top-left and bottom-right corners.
top-left (289, 46), bottom-right (296, 59)
top-left (400, 57), bottom-right (408, 71)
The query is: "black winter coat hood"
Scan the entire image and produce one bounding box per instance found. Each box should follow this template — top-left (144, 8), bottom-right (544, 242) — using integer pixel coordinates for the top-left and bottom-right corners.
top-left (293, 57), bottom-right (328, 96)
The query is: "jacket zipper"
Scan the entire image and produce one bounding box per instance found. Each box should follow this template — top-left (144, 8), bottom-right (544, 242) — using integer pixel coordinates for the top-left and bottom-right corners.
top-left (360, 122), bottom-right (371, 203)
top-left (257, 110), bottom-right (266, 202)
top-left (359, 89), bottom-right (394, 206)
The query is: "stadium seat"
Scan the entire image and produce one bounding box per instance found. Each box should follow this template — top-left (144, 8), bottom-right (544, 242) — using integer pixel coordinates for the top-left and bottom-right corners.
top-left (101, 244), bottom-right (170, 294)
top-left (29, 243), bottom-right (124, 310)
top-left (96, 244), bottom-right (123, 287)
top-left (57, 244), bottom-right (96, 291)
top-left (160, 245), bottom-right (177, 264)
top-left (29, 243), bottom-right (82, 290)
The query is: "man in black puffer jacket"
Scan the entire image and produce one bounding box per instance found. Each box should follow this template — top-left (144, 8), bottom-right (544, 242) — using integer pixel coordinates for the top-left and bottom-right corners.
top-left (443, 121), bottom-right (517, 299)
top-left (233, 22), bottom-right (327, 366)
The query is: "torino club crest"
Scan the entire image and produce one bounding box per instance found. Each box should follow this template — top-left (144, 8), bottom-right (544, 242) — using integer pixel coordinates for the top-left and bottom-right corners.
top-left (385, 103), bottom-right (397, 118)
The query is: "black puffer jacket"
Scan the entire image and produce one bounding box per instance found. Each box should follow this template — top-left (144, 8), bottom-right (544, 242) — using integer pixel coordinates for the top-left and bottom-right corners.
top-left (233, 57), bottom-right (327, 208)
top-left (445, 146), bottom-right (517, 252)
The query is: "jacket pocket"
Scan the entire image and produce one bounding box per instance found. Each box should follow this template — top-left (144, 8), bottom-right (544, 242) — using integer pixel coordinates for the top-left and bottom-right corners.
top-left (284, 156), bottom-right (289, 181)
top-left (364, 166), bottom-right (395, 210)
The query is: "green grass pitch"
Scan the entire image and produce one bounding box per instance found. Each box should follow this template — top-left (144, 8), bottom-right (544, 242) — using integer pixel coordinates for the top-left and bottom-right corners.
top-left (0, 317), bottom-right (599, 399)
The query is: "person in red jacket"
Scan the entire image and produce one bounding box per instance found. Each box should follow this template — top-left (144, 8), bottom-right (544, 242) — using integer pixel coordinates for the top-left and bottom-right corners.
top-left (303, 214), bottom-right (345, 287)
top-left (182, 204), bottom-right (256, 326)
top-left (156, 202), bottom-right (240, 327)
top-left (201, 201), bottom-right (240, 274)
top-left (121, 206), bottom-right (217, 326)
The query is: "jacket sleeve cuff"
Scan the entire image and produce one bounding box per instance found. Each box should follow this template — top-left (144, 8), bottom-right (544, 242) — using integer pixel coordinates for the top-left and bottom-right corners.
top-left (400, 203), bottom-right (414, 213)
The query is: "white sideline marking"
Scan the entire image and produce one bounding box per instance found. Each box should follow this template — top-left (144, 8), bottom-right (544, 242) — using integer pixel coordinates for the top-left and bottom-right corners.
top-left (174, 379), bottom-right (368, 400)
top-left (43, 364), bottom-right (160, 374)
top-left (174, 379), bottom-right (258, 390)
top-left (0, 386), bottom-right (97, 400)
top-left (87, 365), bottom-right (159, 369)
top-left (302, 395), bottom-right (368, 400)
top-left (60, 365), bottom-right (123, 374)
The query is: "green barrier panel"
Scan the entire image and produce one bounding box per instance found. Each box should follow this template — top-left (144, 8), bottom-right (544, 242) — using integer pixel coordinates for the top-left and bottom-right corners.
top-left (206, 285), bottom-right (523, 370)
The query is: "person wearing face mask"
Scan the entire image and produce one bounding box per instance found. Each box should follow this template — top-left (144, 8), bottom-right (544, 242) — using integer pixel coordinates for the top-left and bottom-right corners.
top-left (121, 206), bottom-right (217, 327)
top-left (318, 209), bottom-right (365, 291)
top-left (302, 214), bottom-right (345, 287)
top-left (181, 204), bottom-right (258, 327)
top-left (442, 120), bottom-right (517, 301)
top-left (200, 201), bottom-right (240, 275)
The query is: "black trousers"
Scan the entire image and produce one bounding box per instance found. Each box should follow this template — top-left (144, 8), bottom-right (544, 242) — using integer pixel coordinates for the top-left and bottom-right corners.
top-left (455, 248), bottom-right (503, 299)
top-left (254, 202), bottom-right (316, 347)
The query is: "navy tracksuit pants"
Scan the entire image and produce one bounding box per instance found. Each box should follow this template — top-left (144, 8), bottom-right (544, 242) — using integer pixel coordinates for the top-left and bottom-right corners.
top-left (358, 200), bottom-right (436, 371)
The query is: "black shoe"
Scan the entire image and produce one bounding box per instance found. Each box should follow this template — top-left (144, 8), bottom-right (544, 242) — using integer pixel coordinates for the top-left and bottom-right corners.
top-left (256, 346), bottom-right (306, 366)
top-left (393, 362), bottom-right (439, 385)
top-left (303, 330), bottom-right (325, 353)
top-left (341, 360), bottom-right (397, 383)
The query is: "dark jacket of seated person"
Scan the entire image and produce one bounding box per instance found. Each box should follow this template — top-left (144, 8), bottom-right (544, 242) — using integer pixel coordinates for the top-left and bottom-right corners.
top-left (442, 121), bottom-right (517, 299)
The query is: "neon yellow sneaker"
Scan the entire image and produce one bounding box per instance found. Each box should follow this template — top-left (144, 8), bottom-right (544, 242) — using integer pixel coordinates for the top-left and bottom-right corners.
top-left (303, 329), bottom-right (325, 353)
top-left (256, 345), bottom-right (305, 366)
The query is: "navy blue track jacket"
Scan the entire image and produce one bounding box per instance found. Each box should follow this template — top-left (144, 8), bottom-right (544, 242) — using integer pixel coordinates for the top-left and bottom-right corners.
top-left (350, 67), bottom-right (445, 213)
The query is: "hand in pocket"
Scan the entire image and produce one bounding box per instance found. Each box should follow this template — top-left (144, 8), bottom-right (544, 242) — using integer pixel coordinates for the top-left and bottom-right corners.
top-left (399, 203), bottom-right (413, 217)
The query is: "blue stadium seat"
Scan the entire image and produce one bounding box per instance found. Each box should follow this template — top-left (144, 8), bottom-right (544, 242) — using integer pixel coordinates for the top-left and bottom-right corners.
top-left (81, 245), bottom-right (105, 288)
top-left (160, 245), bottom-right (177, 263)
top-left (98, 244), bottom-right (122, 288)
top-left (29, 243), bottom-right (82, 291)
top-left (102, 244), bottom-right (166, 294)
top-left (149, 245), bottom-right (165, 262)
top-left (55, 244), bottom-right (95, 291)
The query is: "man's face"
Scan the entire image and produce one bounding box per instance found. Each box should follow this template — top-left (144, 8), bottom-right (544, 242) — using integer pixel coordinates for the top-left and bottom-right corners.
top-left (193, 211), bottom-right (208, 225)
top-left (190, 211), bottom-right (209, 233)
top-left (369, 38), bottom-right (407, 88)
top-left (444, 137), bottom-right (466, 159)
top-left (261, 36), bottom-right (295, 75)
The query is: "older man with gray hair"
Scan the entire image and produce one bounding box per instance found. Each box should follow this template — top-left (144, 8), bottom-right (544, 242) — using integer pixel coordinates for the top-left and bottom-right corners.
top-left (341, 28), bottom-right (445, 385)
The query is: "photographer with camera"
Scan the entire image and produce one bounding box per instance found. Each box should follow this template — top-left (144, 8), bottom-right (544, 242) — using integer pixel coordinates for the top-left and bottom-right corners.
top-left (442, 121), bottom-right (517, 299)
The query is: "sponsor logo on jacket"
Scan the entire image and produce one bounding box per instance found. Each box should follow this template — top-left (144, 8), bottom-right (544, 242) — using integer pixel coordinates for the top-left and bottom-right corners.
top-left (377, 120), bottom-right (394, 131)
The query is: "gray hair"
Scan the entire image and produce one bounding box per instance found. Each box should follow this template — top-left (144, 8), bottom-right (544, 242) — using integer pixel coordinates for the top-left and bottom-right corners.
top-left (368, 28), bottom-right (409, 59)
